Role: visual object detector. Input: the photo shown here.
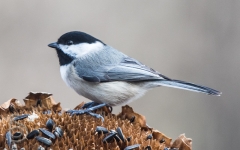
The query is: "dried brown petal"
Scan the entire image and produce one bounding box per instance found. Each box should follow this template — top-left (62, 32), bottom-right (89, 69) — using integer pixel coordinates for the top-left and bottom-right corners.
top-left (52, 102), bottom-right (62, 112)
top-left (117, 105), bottom-right (147, 127)
top-left (0, 98), bottom-right (23, 113)
top-left (171, 133), bottom-right (192, 150)
top-left (152, 130), bottom-right (172, 147)
top-left (23, 92), bottom-right (61, 112)
top-left (0, 98), bottom-right (23, 116)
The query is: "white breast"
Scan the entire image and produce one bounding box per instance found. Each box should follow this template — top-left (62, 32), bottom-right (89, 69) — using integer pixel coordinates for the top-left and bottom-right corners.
top-left (60, 64), bottom-right (72, 87)
top-left (59, 64), bottom-right (149, 106)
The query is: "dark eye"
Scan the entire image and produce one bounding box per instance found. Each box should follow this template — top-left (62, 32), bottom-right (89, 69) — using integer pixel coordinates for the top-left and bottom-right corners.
top-left (67, 40), bottom-right (73, 45)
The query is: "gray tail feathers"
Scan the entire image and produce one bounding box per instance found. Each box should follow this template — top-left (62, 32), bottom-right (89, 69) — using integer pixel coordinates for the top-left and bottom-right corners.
top-left (157, 79), bottom-right (221, 96)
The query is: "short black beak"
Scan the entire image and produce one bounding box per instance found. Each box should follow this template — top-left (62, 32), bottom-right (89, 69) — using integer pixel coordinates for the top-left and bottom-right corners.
top-left (48, 42), bottom-right (60, 49)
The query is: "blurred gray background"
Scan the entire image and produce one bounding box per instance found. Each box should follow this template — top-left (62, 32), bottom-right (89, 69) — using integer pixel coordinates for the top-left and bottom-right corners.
top-left (0, 1), bottom-right (239, 149)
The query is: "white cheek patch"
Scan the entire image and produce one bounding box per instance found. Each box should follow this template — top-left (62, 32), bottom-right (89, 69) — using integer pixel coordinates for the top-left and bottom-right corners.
top-left (59, 41), bottom-right (104, 58)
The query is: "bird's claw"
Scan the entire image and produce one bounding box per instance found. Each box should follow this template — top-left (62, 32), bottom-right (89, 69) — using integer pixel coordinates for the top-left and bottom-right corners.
top-left (87, 112), bottom-right (104, 122)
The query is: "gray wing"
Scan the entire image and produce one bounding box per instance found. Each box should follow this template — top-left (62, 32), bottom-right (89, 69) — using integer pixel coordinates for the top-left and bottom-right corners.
top-left (74, 57), bottom-right (170, 82)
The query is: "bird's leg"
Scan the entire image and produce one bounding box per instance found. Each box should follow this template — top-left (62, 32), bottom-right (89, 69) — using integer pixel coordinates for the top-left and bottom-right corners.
top-left (82, 101), bottom-right (99, 109)
top-left (66, 103), bottom-right (107, 122)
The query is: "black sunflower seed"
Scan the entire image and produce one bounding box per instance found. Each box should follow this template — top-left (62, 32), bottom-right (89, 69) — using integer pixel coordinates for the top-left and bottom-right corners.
top-left (9, 104), bottom-right (15, 113)
top-left (12, 132), bottom-right (23, 140)
top-left (37, 145), bottom-right (45, 150)
top-left (35, 136), bottom-right (52, 147)
top-left (36, 99), bottom-right (41, 107)
top-left (96, 126), bottom-right (108, 134)
top-left (116, 127), bottom-right (125, 142)
top-left (145, 145), bottom-right (152, 150)
top-left (46, 119), bottom-right (54, 131)
top-left (109, 129), bottom-right (117, 134)
top-left (124, 144), bottom-right (140, 150)
top-left (102, 132), bottom-right (117, 143)
top-left (13, 114), bottom-right (29, 121)
top-left (39, 128), bottom-right (55, 139)
top-left (54, 131), bottom-right (60, 138)
top-left (114, 134), bottom-right (121, 142)
top-left (54, 126), bottom-right (63, 138)
top-left (5, 131), bottom-right (11, 147)
top-left (108, 106), bottom-right (113, 113)
top-left (27, 130), bottom-right (40, 139)
top-left (146, 134), bottom-right (153, 140)
top-left (130, 116), bottom-right (135, 123)
top-left (127, 136), bottom-right (131, 142)
top-left (160, 138), bottom-right (165, 143)
top-left (11, 143), bottom-right (17, 150)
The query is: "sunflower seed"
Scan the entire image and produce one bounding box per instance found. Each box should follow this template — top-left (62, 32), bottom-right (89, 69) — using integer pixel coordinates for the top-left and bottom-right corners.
top-left (114, 134), bottom-right (121, 142)
top-left (102, 132), bottom-right (117, 143)
top-left (130, 116), bottom-right (135, 123)
top-left (35, 136), bottom-right (52, 147)
top-left (13, 114), bottom-right (29, 121)
top-left (37, 145), bottom-right (45, 150)
top-left (27, 130), bottom-right (39, 139)
top-left (146, 134), bottom-right (152, 140)
top-left (116, 127), bottom-right (125, 142)
top-left (39, 128), bottom-right (55, 139)
top-left (145, 145), bottom-right (152, 150)
top-left (5, 131), bottom-right (11, 147)
top-left (124, 144), bottom-right (140, 150)
top-left (9, 104), bottom-right (15, 113)
top-left (107, 106), bottom-right (113, 113)
top-left (46, 119), bottom-right (54, 131)
top-left (54, 127), bottom-right (63, 138)
top-left (96, 126), bottom-right (108, 134)
top-left (12, 132), bottom-right (23, 140)
top-left (160, 138), bottom-right (165, 143)
top-left (11, 143), bottom-right (17, 150)
top-left (127, 136), bottom-right (131, 142)
top-left (36, 99), bottom-right (41, 107)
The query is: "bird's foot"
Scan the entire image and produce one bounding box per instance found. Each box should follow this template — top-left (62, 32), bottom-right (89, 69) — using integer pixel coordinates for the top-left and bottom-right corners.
top-left (83, 102), bottom-right (113, 113)
top-left (66, 103), bottom-right (107, 122)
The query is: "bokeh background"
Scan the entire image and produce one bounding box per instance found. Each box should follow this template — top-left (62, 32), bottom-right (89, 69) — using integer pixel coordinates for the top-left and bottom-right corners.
top-left (0, 1), bottom-right (239, 149)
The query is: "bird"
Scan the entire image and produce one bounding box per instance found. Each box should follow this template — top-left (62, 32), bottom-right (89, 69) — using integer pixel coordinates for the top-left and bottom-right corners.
top-left (48, 31), bottom-right (221, 107)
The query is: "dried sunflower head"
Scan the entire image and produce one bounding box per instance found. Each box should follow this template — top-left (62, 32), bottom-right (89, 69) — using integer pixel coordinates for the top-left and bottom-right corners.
top-left (0, 92), bottom-right (192, 150)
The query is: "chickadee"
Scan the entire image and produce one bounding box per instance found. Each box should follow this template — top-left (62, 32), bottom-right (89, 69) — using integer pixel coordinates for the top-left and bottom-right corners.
top-left (48, 31), bottom-right (221, 106)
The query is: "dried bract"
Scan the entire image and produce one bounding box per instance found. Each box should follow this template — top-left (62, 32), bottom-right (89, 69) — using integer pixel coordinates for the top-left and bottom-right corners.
top-left (117, 105), bottom-right (146, 127)
top-left (171, 134), bottom-right (192, 150)
top-left (0, 99), bottom-right (22, 117)
top-left (24, 92), bottom-right (62, 112)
